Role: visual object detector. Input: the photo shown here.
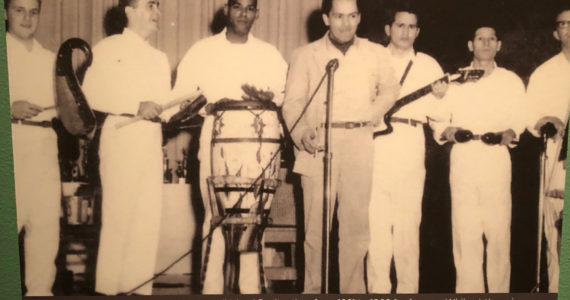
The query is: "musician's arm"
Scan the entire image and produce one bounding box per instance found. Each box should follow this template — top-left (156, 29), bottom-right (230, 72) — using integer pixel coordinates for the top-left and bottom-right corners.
top-left (500, 74), bottom-right (527, 147)
top-left (526, 69), bottom-right (566, 139)
top-left (282, 48), bottom-right (311, 151)
top-left (428, 86), bottom-right (454, 145)
top-left (11, 100), bottom-right (43, 120)
top-left (430, 63), bottom-right (448, 99)
top-left (172, 44), bottom-right (204, 116)
top-left (371, 45), bottom-right (400, 123)
top-left (82, 43), bottom-right (140, 116)
top-left (270, 51), bottom-right (289, 107)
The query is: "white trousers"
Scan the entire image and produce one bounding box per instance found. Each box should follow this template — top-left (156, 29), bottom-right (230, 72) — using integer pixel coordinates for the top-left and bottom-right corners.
top-left (450, 142), bottom-right (511, 293)
top-left (12, 125), bottom-right (61, 296)
top-left (198, 117), bottom-right (261, 294)
top-left (368, 124), bottom-right (425, 293)
top-left (95, 117), bottom-right (163, 296)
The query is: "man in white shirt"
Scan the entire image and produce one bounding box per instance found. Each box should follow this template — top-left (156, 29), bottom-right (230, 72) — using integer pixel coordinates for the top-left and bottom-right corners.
top-left (526, 6), bottom-right (570, 293)
top-left (6, 0), bottom-right (61, 296)
top-left (367, 5), bottom-right (447, 294)
top-left (82, 0), bottom-right (174, 295)
top-left (283, 0), bottom-right (399, 293)
top-left (172, 0), bottom-right (287, 294)
top-left (433, 25), bottom-right (526, 293)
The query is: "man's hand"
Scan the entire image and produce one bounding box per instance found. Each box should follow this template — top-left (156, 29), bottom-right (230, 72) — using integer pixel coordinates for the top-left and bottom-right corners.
top-left (301, 128), bottom-right (318, 154)
top-left (441, 126), bottom-right (460, 142)
top-left (241, 84), bottom-right (275, 102)
top-left (431, 80), bottom-right (448, 99)
top-left (11, 100), bottom-right (43, 120)
top-left (500, 129), bottom-right (516, 146)
top-left (535, 116), bottom-right (565, 140)
top-left (137, 101), bottom-right (163, 120)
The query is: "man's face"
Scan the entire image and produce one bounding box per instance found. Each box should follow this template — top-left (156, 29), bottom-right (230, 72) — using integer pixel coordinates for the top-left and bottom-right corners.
top-left (554, 10), bottom-right (570, 50)
top-left (323, 0), bottom-right (361, 43)
top-left (468, 27), bottom-right (501, 61)
top-left (126, 0), bottom-right (161, 35)
top-left (386, 11), bottom-right (420, 51)
top-left (6, 0), bottom-right (40, 41)
top-left (226, 0), bottom-right (258, 36)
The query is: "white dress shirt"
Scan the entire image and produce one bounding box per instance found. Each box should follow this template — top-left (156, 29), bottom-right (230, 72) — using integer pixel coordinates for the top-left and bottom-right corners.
top-left (7, 33), bottom-right (56, 121)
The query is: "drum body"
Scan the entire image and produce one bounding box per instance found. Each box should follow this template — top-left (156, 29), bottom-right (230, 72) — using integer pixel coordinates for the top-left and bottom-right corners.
top-left (208, 100), bottom-right (282, 252)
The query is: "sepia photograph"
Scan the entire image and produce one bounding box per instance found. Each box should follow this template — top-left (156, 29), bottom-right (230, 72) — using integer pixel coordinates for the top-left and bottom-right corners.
top-left (1, 0), bottom-right (570, 298)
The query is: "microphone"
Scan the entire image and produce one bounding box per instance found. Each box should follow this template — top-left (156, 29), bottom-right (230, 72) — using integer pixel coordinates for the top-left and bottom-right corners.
top-left (540, 122), bottom-right (558, 138)
top-left (326, 59), bottom-right (339, 72)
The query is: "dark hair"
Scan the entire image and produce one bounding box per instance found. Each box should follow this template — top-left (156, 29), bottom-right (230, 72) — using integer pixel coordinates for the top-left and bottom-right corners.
top-left (118, 0), bottom-right (138, 9)
top-left (321, 0), bottom-right (361, 15)
top-left (555, 6), bottom-right (570, 28)
top-left (4, 0), bottom-right (42, 10)
top-left (385, 1), bottom-right (421, 27)
top-left (227, 0), bottom-right (258, 8)
top-left (471, 22), bottom-right (501, 41)
top-left (113, 0), bottom-right (139, 31)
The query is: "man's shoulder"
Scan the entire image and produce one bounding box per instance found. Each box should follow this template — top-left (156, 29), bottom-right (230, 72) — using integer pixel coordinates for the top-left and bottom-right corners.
top-left (532, 53), bottom-right (564, 77)
top-left (358, 38), bottom-right (387, 52)
top-left (415, 52), bottom-right (439, 65)
top-left (250, 36), bottom-right (285, 58)
top-left (92, 34), bottom-right (125, 53)
top-left (34, 39), bottom-right (56, 60)
top-left (495, 67), bottom-right (525, 88)
top-left (297, 37), bottom-right (325, 53)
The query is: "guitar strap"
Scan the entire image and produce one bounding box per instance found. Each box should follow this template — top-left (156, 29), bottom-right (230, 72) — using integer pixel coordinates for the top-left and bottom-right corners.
top-left (399, 59), bottom-right (414, 86)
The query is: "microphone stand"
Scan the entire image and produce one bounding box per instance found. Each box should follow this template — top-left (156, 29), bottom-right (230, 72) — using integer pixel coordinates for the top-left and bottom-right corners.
top-left (322, 59), bottom-right (338, 294)
top-left (534, 133), bottom-right (548, 293)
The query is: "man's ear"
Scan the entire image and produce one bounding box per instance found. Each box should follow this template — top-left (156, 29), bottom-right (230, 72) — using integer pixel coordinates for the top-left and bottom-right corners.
top-left (322, 13), bottom-right (330, 27)
top-left (124, 5), bottom-right (134, 19)
top-left (554, 30), bottom-right (561, 42)
top-left (497, 40), bottom-right (502, 52)
top-left (384, 24), bottom-right (391, 38)
top-left (468, 40), bottom-right (474, 52)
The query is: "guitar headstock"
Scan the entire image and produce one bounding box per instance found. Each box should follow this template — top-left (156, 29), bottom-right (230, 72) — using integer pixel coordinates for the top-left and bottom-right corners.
top-left (447, 68), bottom-right (485, 84)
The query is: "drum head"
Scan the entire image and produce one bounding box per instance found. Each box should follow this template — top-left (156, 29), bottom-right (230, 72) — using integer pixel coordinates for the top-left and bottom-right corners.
top-left (212, 99), bottom-right (278, 113)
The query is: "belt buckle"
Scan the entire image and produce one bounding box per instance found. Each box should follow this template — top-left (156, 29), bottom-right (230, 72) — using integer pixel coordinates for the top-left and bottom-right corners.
top-left (345, 122), bottom-right (357, 129)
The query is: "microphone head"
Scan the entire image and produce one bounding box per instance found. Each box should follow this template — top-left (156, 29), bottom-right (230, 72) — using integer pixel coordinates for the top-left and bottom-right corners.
top-left (326, 59), bottom-right (339, 72)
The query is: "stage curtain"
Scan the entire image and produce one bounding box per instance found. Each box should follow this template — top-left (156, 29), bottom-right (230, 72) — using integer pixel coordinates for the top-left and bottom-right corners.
top-left (35, 0), bottom-right (323, 69)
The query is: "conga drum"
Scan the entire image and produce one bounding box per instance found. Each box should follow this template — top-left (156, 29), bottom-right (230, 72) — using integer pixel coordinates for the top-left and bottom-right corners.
top-left (205, 100), bottom-right (282, 293)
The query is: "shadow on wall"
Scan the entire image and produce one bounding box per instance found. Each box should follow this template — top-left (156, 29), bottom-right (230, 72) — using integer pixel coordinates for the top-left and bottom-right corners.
top-left (211, 8), bottom-right (227, 35)
top-left (307, 9), bottom-right (327, 43)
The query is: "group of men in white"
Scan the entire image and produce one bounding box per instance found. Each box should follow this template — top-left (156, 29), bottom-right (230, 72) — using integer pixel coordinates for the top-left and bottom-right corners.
top-left (6, 0), bottom-right (570, 296)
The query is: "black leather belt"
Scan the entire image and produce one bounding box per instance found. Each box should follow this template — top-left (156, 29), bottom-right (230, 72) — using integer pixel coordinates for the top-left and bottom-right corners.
top-left (323, 121), bottom-right (372, 129)
top-left (455, 130), bottom-right (503, 145)
top-left (391, 117), bottom-right (424, 127)
top-left (11, 119), bottom-right (53, 128)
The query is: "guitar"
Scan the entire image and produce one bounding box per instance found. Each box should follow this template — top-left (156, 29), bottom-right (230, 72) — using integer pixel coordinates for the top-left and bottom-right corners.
top-left (374, 68), bottom-right (485, 138)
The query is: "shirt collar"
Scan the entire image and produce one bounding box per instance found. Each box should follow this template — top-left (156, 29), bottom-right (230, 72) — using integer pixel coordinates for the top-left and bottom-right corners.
top-left (323, 30), bottom-right (361, 54)
top-left (6, 32), bottom-right (39, 53)
top-left (122, 27), bottom-right (149, 46)
top-left (387, 43), bottom-right (416, 61)
top-left (219, 27), bottom-right (255, 45)
top-left (469, 61), bottom-right (498, 69)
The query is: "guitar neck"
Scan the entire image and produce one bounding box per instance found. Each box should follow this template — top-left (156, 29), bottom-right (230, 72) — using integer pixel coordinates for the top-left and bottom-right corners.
top-left (386, 75), bottom-right (449, 116)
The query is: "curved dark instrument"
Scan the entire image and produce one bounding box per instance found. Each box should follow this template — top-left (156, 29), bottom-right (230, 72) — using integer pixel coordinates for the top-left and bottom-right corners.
top-left (374, 68), bottom-right (485, 138)
top-left (163, 95), bottom-right (207, 133)
top-left (55, 38), bottom-right (97, 138)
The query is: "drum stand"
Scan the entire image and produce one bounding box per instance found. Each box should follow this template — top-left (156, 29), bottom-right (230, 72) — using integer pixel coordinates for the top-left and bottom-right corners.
top-left (202, 177), bottom-right (275, 294)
